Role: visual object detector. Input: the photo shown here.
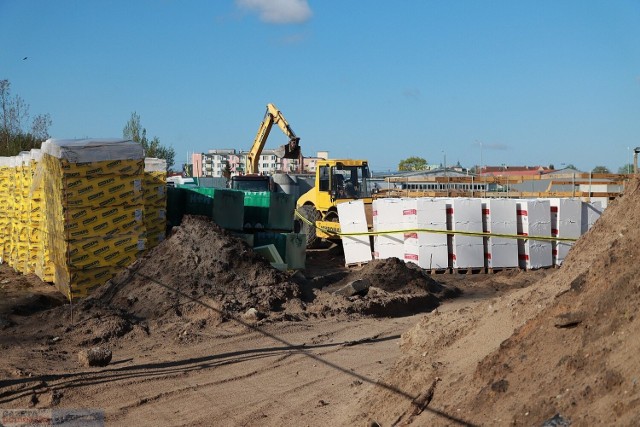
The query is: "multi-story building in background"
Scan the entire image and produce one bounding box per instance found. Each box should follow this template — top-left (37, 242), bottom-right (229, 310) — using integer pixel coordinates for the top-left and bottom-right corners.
top-left (189, 149), bottom-right (328, 178)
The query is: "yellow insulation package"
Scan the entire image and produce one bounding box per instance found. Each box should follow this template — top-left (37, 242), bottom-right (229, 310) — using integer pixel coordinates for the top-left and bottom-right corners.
top-left (10, 153), bottom-right (32, 272)
top-left (37, 138), bottom-right (147, 301)
top-left (0, 157), bottom-right (15, 264)
top-left (143, 158), bottom-right (167, 249)
top-left (29, 149), bottom-right (55, 282)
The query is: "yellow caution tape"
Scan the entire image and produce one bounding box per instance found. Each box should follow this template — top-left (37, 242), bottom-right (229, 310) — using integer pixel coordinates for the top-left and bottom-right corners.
top-left (294, 209), bottom-right (578, 243)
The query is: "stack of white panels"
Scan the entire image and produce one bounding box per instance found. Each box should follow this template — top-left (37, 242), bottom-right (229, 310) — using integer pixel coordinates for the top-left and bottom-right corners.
top-left (549, 198), bottom-right (582, 266)
top-left (516, 199), bottom-right (553, 269)
top-left (337, 200), bottom-right (373, 265)
top-left (448, 198), bottom-right (484, 269)
top-left (581, 201), bottom-right (603, 234)
top-left (481, 199), bottom-right (519, 269)
top-left (402, 198), bottom-right (449, 269)
top-left (372, 198), bottom-right (406, 260)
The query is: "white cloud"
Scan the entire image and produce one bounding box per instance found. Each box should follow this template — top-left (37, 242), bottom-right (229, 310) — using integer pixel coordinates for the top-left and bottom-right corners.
top-left (236, 0), bottom-right (312, 24)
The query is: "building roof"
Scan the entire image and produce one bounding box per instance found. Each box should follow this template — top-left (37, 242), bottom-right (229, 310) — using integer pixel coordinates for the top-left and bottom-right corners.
top-left (479, 165), bottom-right (551, 176)
top-left (384, 168), bottom-right (472, 178)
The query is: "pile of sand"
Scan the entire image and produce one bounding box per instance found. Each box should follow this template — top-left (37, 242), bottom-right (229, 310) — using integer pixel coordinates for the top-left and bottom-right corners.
top-left (88, 215), bottom-right (301, 326)
top-left (9, 214), bottom-right (461, 347)
top-left (354, 177), bottom-right (640, 426)
top-left (301, 258), bottom-right (460, 319)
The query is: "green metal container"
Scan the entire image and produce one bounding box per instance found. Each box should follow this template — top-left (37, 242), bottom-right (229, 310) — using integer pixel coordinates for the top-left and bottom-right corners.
top-left (243, 191), bottom-right (294, 231)
top-left (181, 187), bottom-right (245, 231)
top-left (253, 232), bottom-right (287, 260)
top-left (166, 187), bottom-right (185, 227)
top-left (284, 233), bottom-right (307, 270)
top-left (253, 232), bottom-right (306, 270)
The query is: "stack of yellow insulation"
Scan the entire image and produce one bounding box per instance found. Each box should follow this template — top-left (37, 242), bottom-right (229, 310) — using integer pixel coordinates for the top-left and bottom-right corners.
top-left (0, 157), bottom-right (14, 263)
top-left (10, 153), bottom-right (31, 271)
top-left (28, 149), bottom-right (54, 281)
top-left (38, 139), bottom-right (147, 301)
top-left (143, 157), bottom-right (167, 249)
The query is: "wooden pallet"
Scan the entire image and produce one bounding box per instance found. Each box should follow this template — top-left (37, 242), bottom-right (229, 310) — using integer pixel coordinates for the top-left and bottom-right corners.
top-left (426, 268), bottom-right (450, 275)
top-left (345, 261), bottom-right (368, 268)
top-left (487, 267), bottom-right (521, 274)
top-left (452, 267), bottom-right (485, 275)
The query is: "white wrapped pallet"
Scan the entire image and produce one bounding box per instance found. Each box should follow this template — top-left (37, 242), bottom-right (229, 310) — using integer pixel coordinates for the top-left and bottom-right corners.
top-left (372, 198), bottom-right (405, 260)
top-left (337, 200), bottom-right (372, 265)
top-left (402, 198), bottom-right (449, 269)
top-left (449, 198), bottom-right (484, 269)
top-left (401, 198), bottom-right (449, 244)
top-left (482, 199), bottom-right (518, 269)
top-left (581, 201), bottom-right (603, 234)
top-left (549, 198), bottom-right (582, 266)
top-left (516, 199), bottom-right (553, 269)
top-left (373, 197), bottom-right (406, 226)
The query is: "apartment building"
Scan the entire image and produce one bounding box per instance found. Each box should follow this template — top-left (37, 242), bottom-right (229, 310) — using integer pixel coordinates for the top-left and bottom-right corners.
top-left (190, 148), bottom-right (309, 177)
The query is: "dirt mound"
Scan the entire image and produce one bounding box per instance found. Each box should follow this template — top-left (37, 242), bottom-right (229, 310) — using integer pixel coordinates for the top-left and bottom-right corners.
top-left (3, 215), bottom-right (462, 350)
top-left (305, 258), bottom-right (461, 319)
top-left (354, 178), bottom-right (640, 425)
top-left (338, 257), bottom-right (457, 296)
top-left (89, 215), bottom-right (301, 326)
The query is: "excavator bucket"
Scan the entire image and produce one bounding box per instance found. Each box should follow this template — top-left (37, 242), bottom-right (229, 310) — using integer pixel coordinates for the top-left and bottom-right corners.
top-left (275, 137), bottom-right (301, 159)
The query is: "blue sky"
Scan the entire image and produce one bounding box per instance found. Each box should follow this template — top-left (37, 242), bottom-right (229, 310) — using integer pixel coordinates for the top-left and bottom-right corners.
top-left (1, 0), bottom-right (639, 172)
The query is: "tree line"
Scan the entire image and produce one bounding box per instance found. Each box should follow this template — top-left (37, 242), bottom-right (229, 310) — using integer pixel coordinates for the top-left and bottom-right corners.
top-left (0, 79), bottom-right (52, 156)
top-left (0, 79), bottom-right (174, 169)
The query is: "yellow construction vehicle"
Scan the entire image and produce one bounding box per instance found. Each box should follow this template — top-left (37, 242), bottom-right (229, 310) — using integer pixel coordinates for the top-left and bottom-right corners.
top-left (230, 103), bottom-right (301, 191)
top-left (295, 159), bottom-right (373, 246)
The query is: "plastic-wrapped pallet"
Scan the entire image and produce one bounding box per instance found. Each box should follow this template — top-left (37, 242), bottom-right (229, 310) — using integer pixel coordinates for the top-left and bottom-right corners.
top-left (337, 200), bottom-right (372, 265)
top-left (6, 157), bottom-right (18, 265)
top-left (402, 198), bottom-right (449, 270)
top-left (481, 198), bottom-right (518, 269)
top-left (22, 150), bottom-right (43, 274)
top-left (547, 198), bottom-right (581, 266)
top-left (448, 198), bottom-right (484, 269)
top-left (37, 138), bottom-right (146, 301)
top-left (516, 199), bottom-right (553, 269)
top-left (10, 153), bottom-right (32, 272)
top-left (372, 198), bottom-right (406, 260)
top-left (143, 158), bottom-right (167, 249)
top-left (0, 157), bottom-right (14, 264)
top-left (27, 149), bottom-right (55, 282)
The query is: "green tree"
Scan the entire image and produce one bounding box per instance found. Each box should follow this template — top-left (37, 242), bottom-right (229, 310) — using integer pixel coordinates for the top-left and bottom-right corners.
top-left (0, 79), bottom-right (52, 156)
top-left (592, 165), bottom-right (610, 174)
top-left (618, 164), bottom-right (633, 174)
top-left (123, 112), bottom-right (175, 170)
top-left (398, 156), bottom-right (428, 171)
top-left (222, 161), bottom-right (232, 180)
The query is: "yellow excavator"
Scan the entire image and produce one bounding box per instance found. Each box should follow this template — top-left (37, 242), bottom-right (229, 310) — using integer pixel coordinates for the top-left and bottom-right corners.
top-left (230, 103), bottom-right (301, 192)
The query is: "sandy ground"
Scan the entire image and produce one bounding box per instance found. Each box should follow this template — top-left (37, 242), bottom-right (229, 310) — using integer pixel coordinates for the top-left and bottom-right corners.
top-left (2, 175), bottom-right (640, 426)
top-left (0, 228), bottom-right (548, 426)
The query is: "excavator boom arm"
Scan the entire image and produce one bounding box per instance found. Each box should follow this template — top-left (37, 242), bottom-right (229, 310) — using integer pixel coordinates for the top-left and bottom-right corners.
top-left (246, 103), bottom-right (301, 174)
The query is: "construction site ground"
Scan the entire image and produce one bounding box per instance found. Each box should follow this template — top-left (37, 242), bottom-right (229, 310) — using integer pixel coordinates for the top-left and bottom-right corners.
top-left (1, 179), bottom-right (640, 426)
